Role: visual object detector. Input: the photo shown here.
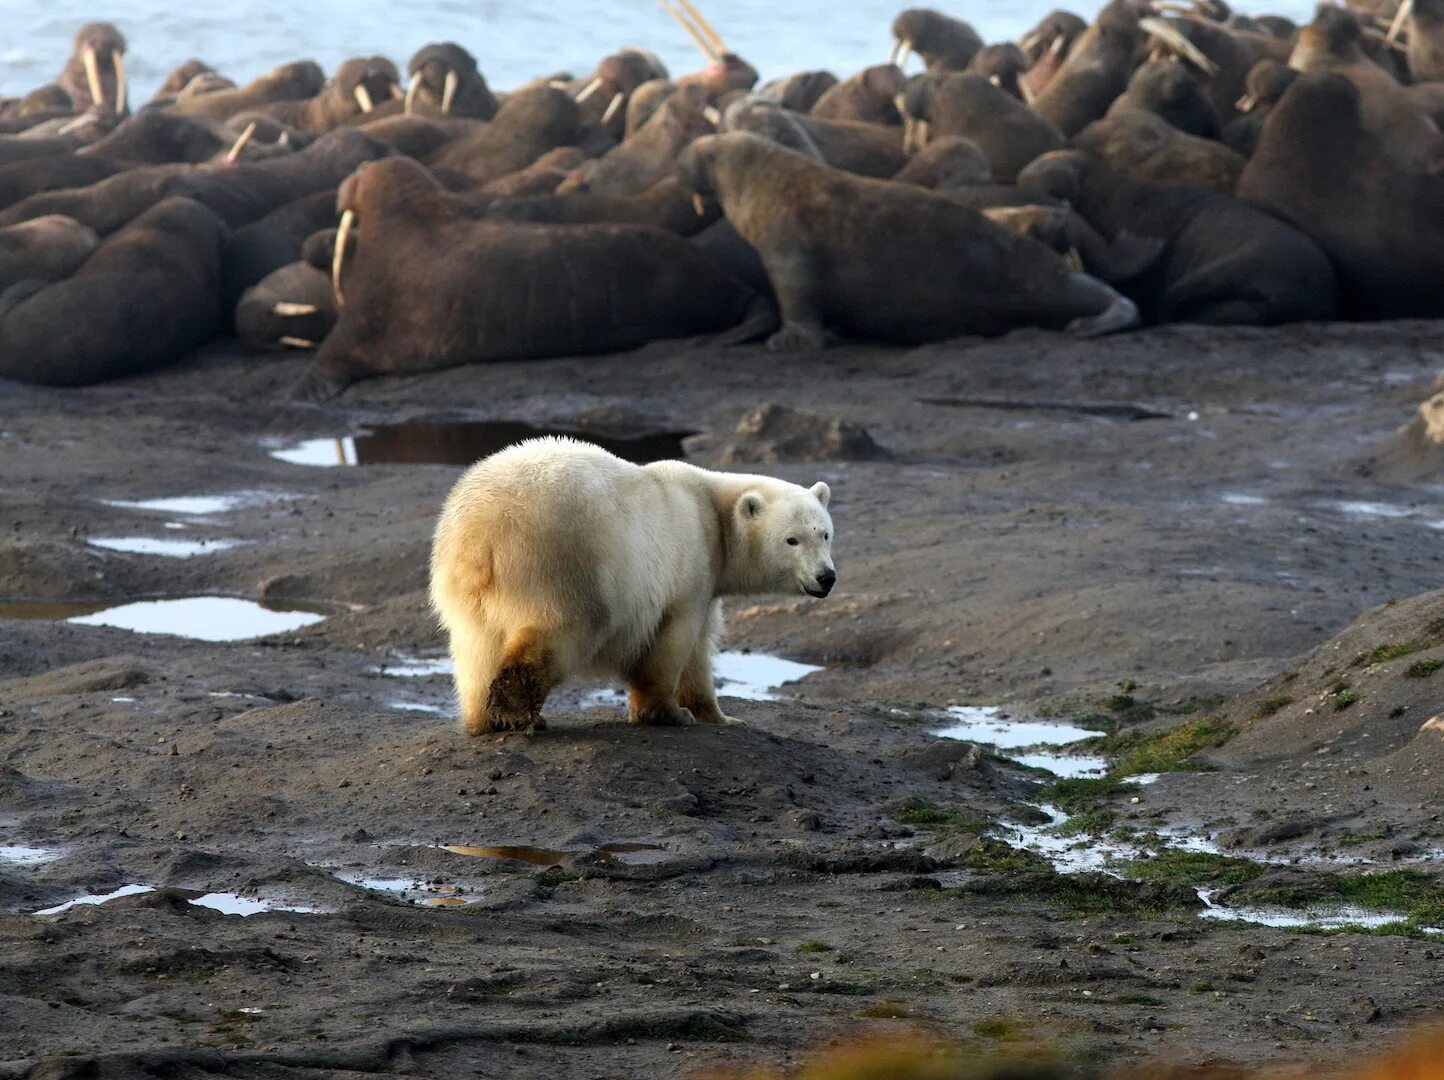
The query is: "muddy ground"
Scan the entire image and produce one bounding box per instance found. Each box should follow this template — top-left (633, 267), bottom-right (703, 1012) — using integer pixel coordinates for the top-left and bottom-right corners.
top-left (1, 323), bottom-right (1443, 1078)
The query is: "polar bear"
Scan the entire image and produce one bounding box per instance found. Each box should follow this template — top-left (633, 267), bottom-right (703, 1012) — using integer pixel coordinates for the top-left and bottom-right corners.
top-left (429, 436), bottom-right (836, 734)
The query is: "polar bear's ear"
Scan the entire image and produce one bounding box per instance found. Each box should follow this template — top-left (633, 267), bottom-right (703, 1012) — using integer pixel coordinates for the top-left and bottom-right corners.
top-left (810, 481), bottom-right (830, 508)
top-left (738, 491), bottom-right (766, 519)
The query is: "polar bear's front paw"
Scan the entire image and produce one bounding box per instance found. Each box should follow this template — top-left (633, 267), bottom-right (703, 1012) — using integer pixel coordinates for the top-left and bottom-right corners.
top-left (685, 702), bottom-right (741, 725)
top-left (630, 701), bottom-right (695, 726)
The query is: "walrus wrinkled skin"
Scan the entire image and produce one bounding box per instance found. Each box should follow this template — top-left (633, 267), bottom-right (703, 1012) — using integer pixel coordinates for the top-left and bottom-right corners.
top-left (0, 197), bottom-right (227, 386)
top-left (301, 156), bottom-right (773, 400)
top-left (1020, 149), bottom-right (1339, 326)
top-left (236, 261), bottom-right (335, 351)
top-left (169, 61), bottom-right (325, 121)
top-left (426, 86), bottom-right (585, 186)
top-left (0, 215), bottom-right (99, 290)
top-left (1236, 72), bottom-right (1444, 320)
top-left (676, 132), bottom-right (1139, 351)
top-left (902, 73), bottom-right (1064, 183)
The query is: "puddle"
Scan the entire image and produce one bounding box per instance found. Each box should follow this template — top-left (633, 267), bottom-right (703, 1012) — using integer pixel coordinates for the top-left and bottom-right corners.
top-left (1220, 493), bottom-right (1268, 507)
top-left (270, 421), bottom-right (694, 469)
top-left (1010, 751), bottom-right (1108, 778)
top-left (33, 885), bottom-right (321, 917)
top-left (337, 874), bottom-right (478, 906)
top-left (388, 700), bottom-right (449, 715)
top-left (1198, 890), bottom-right (1443, 934)
top-left (1328, 500), bottom-right (1425, 520)
top-left (88, 537), bottom-right (241, 558)
top-left (374, 656), bottom-right (453, 678)
top-left (935, 706), bottom-right (1097, 749)
top-left (0, 844), bottom-right (62, 865)
top-left (443, 842), bottom-right (666, 867)
top-left (0, 596), bottom-right (329, 641)
top-left (103, 492), bottom-right (283, 517)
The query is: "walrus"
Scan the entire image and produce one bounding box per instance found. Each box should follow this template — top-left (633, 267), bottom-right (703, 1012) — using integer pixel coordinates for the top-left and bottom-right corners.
top-left (1019, 149), bottom-right (1338, 325)
top-left (1404, 0), bottom-right (1444, 80)
top-left (556, 83), bottom-right (715, 196)
top-left (963, 44), bottom-right (1030, 99)
top-left (625, 79), bottom-right (679, 136)
top-left (487, 176), bottom-right (720, 234)
top-left (152, 60), bottom-right (219, 101)
top-left (1221, 59), bottom-right (1297, 156)
top-left (0, 197), bottom-right (227, 386)
top-left (676, 131), bottom-right (1138, 351)
top-left (890, 9), bottom-right (985, 72)
top-left (1020, 10), bottom-right (1090, 99)
top-left (169, 61), bottom-right (325, 121)
top-left (0, 156), bottom-right (127, 215)
top-left (235, 261), bottom-right (335, 351)
top-left (1236, 71), bottom-right (1444, 319)
top-left (755, 71), bottom-right (838, 112)
top-left (0, 162), bottom-right (193, 235)
top-left (56, 22), bottom-right (128, 115)
top-left (78, 109), bottom-right (229, 164)
top-left (980, 203), bottom-right (1163, 285)
top-left (404, 43), bottom-right (498, 121)
top-left (478, 147), bottom-right (588, 196)
top-left (256, 58), bottom-right (402, 133)
top-left (221, 189), bottom-right (339, 312)
top-left (900, 73), bottom-right (1064, 182)
top-left (301, 156), bottom-right (773, 400)
top-left (426, 86), bottom-right (585, 186)
top-left (810, 64), bottom-right (904, 125)
top-left (0, 135), bottom-right (81, 168)
top-left (1032, 0), bottom-right (1145, 137)
top-left (1115, 59), bottom-right (1222, 138)
top-left (1074, 106), bottom-right (1246, 194)
top-left (0, 215), bottom-right (100, 289)
top-left (724, 100), bottom-right (905, 177)
top-left (892, 135), bottom-right (993, 189)
top-left (570, 49), bottom-right (668, 136)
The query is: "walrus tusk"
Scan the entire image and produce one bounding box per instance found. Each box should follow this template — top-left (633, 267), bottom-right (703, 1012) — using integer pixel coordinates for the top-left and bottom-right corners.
top-left (917, 119), bottom-right (930, 147)
top-left (1066, 246), bottom-right (1084, 270)
top-left (659, 0), bottom-right (719, 62)
top-left (702, 104), bottom-right (721, 126)
top-left (354, 84), bottom-right (374, 113)
top-left (1388, 0), bottom-right (1414, 42)
top-left (404, 72), bottom-right (421, 114)
top-left (279, 336), bottom-right (317, 349)
top-left (388, 80), bottom-right (404, 101)
top-left (1050, 35), bottom-right (1068, 56)
top-left (442, 69), bottom-right (459, 113)
top-left (1139, 18), bottom-right (1220, 75)
top-left (676, 0), bottom-right (730, 54)
top-left (112, 50), bottom-right (127, 114)
top-left (989, 74), bottom-right (1002, 87)
top-left (273, 302), bottom-right (319, 317)
top-left (692, 193), bottom-right (707, 216)
top-left (1235, 91), bottom-right (1257, 111)
top-left (575, 76), bottom-right (604, 103)
top-left (892, 92), bottom-right (910, 119)
top-left (895, 39), bottom-right (914, 68)
top-left (82, 46), bottom-right (105, 110)
top-left (57, 111), bottom-right (96, 135)
top-left (1020, 31), bottom-right (1042, 54)
top-left (603, 92), bottom-right (626, 124)
top-left (225, 121), bottom-right (257, 163)
top-left (332, 209), bottom-right (354, 307)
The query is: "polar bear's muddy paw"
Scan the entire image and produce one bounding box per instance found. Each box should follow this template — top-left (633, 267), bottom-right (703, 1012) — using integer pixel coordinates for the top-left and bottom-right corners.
top-left (682, 699), bottom-right (739, 725)
top-left (628, 695), bottom-right (695, 727)
top-left (475, 663), bottom-right (548, 735)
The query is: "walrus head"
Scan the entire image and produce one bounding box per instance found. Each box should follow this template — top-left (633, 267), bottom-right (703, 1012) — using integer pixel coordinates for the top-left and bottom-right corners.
top-left (574, 50), bottom-right (666, 128)
top-left (72, 21), bottom-right (128, 114)
top-left (893, 135), bottom-right (992, 189)
top-left (334, 56), bottom-right (402, 116)
top-left (1289, 4), bottom-right (1369, 71)
top-left (890, 8), bottom-right (984, 70)
top-left (1019, 9), bottom-right (1089, 64)
top-left (1016, 148), bottom-right (1093, 204)
top-left (331, 156), bottom-right (448, 305)
top-left (1236, 59), bottom-right (1297, 112)
top-left (156, 59), bottom-right (217, 97)
top-left (405, 43), bottom-right (496, 120)
top-left (965, 43), bottom-right (1028, 98)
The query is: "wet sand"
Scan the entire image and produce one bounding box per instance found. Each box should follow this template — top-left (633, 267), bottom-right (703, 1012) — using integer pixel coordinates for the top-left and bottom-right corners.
top-left (2, 323), bottom-right (1443, 1075)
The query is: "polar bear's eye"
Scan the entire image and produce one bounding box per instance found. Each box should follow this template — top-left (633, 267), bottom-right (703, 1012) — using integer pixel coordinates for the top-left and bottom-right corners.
top-left (786, 537), bottom-right (799, 546)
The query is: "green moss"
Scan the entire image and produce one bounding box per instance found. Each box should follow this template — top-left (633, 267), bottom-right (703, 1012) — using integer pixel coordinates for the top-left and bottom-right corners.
top-left (1090, 717), bottom-right (1235, 776)
top-left (1188, 981), bottom-right (1215, 993)
top-left (892, 798), bottom-right (989, 831)
top-left (951, 869), bottom-right (1200, 916)
top-left (1405, 658), bottom-right (1444, 678)
top-left (1037, 776), bottom-right (1138, 813)
top-left (1251, 696), bottom-right (1293, 720)
top-left (1328, 686), bottom-right (1360, 712)
top-left (1234, 870), bottom-right (1444, 931)
top-left (955, 837), bottom-right (1052, 874)
top-left (1053, 809), bottom-right (1117, 837)
top-left (857, 1001), bottom-right (913, 1019)
top-left (796, 940), bottom-right (834, 954)
top-left (973, 1015), bottom-right (1028, 1041)
top-left (1123, 850), bottom-right (1266, 887)
top-left (1112, 993), bottom-right (1165, 1006)
top-left (1354, 642), bottom-right (1422, 667)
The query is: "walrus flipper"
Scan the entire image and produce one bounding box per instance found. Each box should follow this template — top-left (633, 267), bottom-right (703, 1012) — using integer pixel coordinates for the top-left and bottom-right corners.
top-left (1062, 272), bottom-right (1141, 337)
top-left (292, 361), bottom-right (355, 402)
top-left (710, 293), bottom-right (780, 347)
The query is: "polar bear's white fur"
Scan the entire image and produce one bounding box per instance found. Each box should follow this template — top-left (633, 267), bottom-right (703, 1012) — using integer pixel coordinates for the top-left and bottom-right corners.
top-left (429, 436), bottom-right (836, 734)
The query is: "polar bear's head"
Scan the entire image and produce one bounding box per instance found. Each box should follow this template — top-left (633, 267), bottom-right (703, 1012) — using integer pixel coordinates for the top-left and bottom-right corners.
top-left (731, 480), bottom-right (836, 598)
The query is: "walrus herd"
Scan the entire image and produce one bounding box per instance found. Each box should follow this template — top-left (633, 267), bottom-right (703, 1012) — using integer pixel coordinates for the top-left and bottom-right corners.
top-left (0, 0), bottom-right (1440, 394)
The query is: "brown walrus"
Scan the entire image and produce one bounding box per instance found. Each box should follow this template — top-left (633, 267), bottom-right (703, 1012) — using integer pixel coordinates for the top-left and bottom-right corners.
top-left (1236, 71), bottom-right (1444, 319)
top-left (675, 131), bottom-right (1138, 351)
top-left (1074, 106), bottom-right (1246, 194)
top-left (403, 43), bottom-right (498, 121)
top-left (556, 84), bottom-right (715, 196)
top-left (1032, 0), bottom-right (1145, 137)
top-left (0, 197), bottom-right (227, 386)
top-left (900, 73), bottom-right (1064, 182)
top-left (300, 156), bottom-right (773, 400)
top-left (1020, 10), bottom-right (1090, 99)
top-left (890, 9), bottom-right (985, 72)
top-left (487, 176), bottom-right (719, 234)
top-left (425, 86), bottom-right (585, 186)
top-left (169, 61), bottom-right (325, 121)
top-left (809, 64), bottom-right (905, 125)
top-left (255, 58), bottom-right (402, 133)
top-left (570, 49), bottom-right (668, 137)
top-left (1115, 59), bottom-right (1222, 138)
top-left (57, 22), bottom-right (128, 115)
top-left (724, 99), bottom-right (905, 177)
top-left (963, 44), bottom-right (1030, 100)
top-left (892, 136), bottom-right (993, 189)
top-left (1019, 149), bottom-right (1338, 325)
top-left (1406, 0), bottom-right (1444, 80)
top-left (236, 260), bottom-right (335, 352)
top-left (0, 215), bottom-right (100, 290)
top-left (755, 71), bottom-right (838, 113)
top-left (0, 163), bottom-right (192, 235)
top-left (477, 147), bottom-right (588, 197)
top-left (1221, 59), bottom-right (1297, 156)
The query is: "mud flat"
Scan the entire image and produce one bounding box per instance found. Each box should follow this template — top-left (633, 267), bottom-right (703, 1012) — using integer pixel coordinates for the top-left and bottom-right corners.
top-left (2, 324), bottom-right (1443, 1076)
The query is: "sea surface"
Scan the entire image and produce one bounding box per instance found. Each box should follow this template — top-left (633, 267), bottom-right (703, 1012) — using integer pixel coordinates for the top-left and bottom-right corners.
top-left (2, 0), bottom-right (1318, 104)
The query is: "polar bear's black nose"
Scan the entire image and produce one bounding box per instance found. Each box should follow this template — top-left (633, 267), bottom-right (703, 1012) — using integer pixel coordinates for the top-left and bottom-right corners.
top-left (815, 569), bottom-right (836, 595)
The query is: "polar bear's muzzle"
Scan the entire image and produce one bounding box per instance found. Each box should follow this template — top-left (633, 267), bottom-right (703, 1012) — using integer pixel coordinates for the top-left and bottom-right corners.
top-left (804, 568), bottom-right (836, 598)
